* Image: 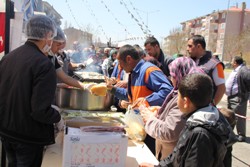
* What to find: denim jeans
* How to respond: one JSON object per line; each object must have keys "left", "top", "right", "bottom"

{"left": 1, "top": 137, "right": 44, "bottom": 167}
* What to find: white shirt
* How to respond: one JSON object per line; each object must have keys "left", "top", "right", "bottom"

{"left": 225, "top": 65, "right": 243, "bottom": 96}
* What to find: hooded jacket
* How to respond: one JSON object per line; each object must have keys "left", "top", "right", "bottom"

{"left": 158, "top": 105, "right": 229, "bottom": 167}
{"left": 145, "top": 90, "right": 185, "bottom": 160}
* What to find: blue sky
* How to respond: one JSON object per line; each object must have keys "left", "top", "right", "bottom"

{"left": 45, "top": 0, "right": 248, "bottom": 46}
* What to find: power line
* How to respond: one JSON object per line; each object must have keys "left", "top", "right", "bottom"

{"left": 65, "top": 0, "right": 83, "bottom": 29}
{"left": 127, "top": 0, "right": 151, "bottom": 35}
{"left": 100, "top": 0, "right": 133, "bottom": 39}
{"left": 119, "top": 0, "right": 148, "bottom": 36}
{"left": 81, "top": 0, "right": 109, "bottom": 41}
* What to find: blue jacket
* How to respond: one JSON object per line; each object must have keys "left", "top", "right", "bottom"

{"left": 114, "top": 59, "right": 173, "bottom": 106}
{"left": 111, "top": 63, "right": 124, "bottom": 81}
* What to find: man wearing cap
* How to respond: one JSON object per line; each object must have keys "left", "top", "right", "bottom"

{"left": 0, "top": 15, "right": 61, "bottom": 166}
{"left": 47, "top": 26, "right": 87, "bottom": 89}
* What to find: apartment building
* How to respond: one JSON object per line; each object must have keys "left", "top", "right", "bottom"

{"left": 167, "top": 2, "right": 250, "bottom": 62}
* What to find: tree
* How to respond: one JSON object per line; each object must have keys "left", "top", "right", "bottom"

{"left": 223, "top": 25, "right": 250, "bottom": 63}
{"left": 239, "top": 25, "right": 250, "bottom": 64}
{"left": 83, "top": 24, "right": 94, "bottom": 34}
{"left": 223, "top": 34, "right": 242, "bottom": 61}
{"left": 207, "top": 38, "right": 217, "bottom": 53}
{"left": 163, "top": 27, "right": 187, "bottom": 56}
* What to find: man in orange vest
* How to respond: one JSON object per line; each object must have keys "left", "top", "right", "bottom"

{"left": 107, "top": 44, "right": 173, "bottom": 155}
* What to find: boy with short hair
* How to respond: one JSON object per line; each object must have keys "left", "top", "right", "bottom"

{"left": 140, "top": 73, "right": 230, "bottom": 167}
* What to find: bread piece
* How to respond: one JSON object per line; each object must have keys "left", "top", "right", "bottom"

{"left": 90, "top": 84, "right": 107, "bottom": 96}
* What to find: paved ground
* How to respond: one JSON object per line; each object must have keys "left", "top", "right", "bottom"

{"left": 217, "top": 94, "right": 250, "bottom": 167}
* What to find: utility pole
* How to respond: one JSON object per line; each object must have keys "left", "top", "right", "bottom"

{"left": 221, "top": 0, "right": 230, "bottom": 62}
{"left": 135, "top": 8, "right": 159, "bottom": 35}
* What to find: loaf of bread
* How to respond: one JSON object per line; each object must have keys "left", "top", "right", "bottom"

{"left": 90, "top": 83, "right": 107, "bottom": 96}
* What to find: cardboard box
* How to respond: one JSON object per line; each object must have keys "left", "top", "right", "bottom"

{"left": 62, "top": 122, "right": 128, "bottom": 167}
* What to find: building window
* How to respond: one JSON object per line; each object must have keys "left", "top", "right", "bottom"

{"left": 220, "top": 23, "right": 225, "bottom": 29}
{"left": 222, "top": 12, "right": 226, "bottom": 19}
{"left": 219, "top": 41, "right": 223, "bottom": 50}
{"left": 213, "top": 15, "right": 219, "bottom": 20}
{"left": 205, "top": 36, "right": 209, "bottom": 42}
{"left": 214, "top": 24, "right": 218, "bottom": 30}
{"left": 220, "top": 33, "right": 224, "bottom": 39}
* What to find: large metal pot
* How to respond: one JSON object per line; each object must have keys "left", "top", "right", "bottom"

{"left": 55, "top": 84, "right": 114, "bottom": 111}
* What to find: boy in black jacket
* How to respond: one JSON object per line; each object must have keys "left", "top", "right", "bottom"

{"left": 140, "top": 73, "right": 231, "bottom": 167}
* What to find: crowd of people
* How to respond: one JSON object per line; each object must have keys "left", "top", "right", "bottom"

{"left": 0, "top": 14, "right": 249, "bottom": 167}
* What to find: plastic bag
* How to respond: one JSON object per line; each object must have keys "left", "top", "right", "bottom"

{"left": 123, "top": 105, "right": 147, "bottom": 141}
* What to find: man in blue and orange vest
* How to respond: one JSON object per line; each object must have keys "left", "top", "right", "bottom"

{"left": 107, "top": 44, "right": 173, "bottom": 155}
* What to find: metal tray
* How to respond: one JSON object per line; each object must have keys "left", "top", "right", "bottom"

{"left": 73, "top": 71, "right": 105, "bottom": 83}
{"left": 62, "top": 110, "right": 126, "bottom": 127}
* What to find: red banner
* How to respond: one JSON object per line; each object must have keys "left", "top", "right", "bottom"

{"left": 0, "top": 12, "right": 5, "bottom": 53}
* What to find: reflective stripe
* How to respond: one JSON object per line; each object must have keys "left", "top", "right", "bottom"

{"left": 131, "top": 85, "right": 153, "bottom": 103}
{"left": 216, "top": 63, "right": 224, "bottom": 79}
{"left": 144, "top": 66, "right": 161, "bottom": 84}
{"left": 128, "top": 62, "right": 159, "bottom": 105}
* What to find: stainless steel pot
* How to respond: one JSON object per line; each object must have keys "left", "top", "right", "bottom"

{"left": 55, "top": 85, "right": 114, "bottom": 111}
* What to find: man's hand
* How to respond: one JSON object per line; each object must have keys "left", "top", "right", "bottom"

{"left": 131, "top": 97, "right": 148, "bottom": 109}
{"left": 55, "top": 117, "right": 65, "bottom": 132}
{"left": 104, "top": 76, "right": 115, "bottom": 90}
{"left": 139, "top": 106, "right": 160, "bottom": 123}
{"left": 51, "top": 104, "right": 62, "bottom": 113}
{"left": 120, "top": 100, "right": 131, "bottom": 109}
{"left": 82, "top": 83, "right": 97, "bottom": 92}
{"left": 78, "top": 63, "right": 86, "bottom": 69}
{"left": 115, "top": 80, "right": 128, "bottom": 88}
{"left": 109, "top": 77, "right": 117, "bottom": 85}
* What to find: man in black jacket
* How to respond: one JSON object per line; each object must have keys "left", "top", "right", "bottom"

{"left": 0, "top": 15, "right": 61, "bottom": 167}
{"left": 144, "top": 36, "right": 174, "bottom": 78}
